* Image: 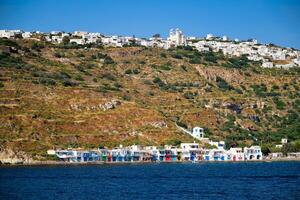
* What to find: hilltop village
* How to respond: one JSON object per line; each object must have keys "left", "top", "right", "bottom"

{"left": 1, "top": 28, "right": 299, "bottom": 69}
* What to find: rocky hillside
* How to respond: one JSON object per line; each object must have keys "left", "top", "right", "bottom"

{"left": 0, "top": 38, "right": 300, "bottom": 160}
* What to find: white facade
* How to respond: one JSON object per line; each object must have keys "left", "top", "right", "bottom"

{"left": 209, "top": 141, "right": 225, "bottom": 150}
{"left": 192, "top": 127, "right": 204, "bottom": 140}
{"left": 168, "top": 28, "right": 186, "bottom": 46}
{"left": 244, "top": 146, "right": 262, "bottom": 160}
{"left": 262, "top": 62, "right": 274, "bottom": 68}
{"left": 222, "top": 35, "right": 229, "bottom": 41}
{"left": 22, "top": 32, "right": 32, "bottom": 38}
{"left": 206, "top": 33, "right": 214, "bottom": 40}
{"left": 0, "top": 30, "right": 22, "bottom": 38}
{"left": 281, "top": 138, "right": 288, "bottom": 144}
{"left": 70, "top": 38, "right": 86, "bottom": 45}
{"left": 228, "top": 148, "right": 245, "bottom": 161}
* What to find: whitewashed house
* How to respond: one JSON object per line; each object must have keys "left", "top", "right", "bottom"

{"left": 206, "top": 33, "right": 214, "bottom": 40}
{"left": 51, "top": 35, "right": 63, "bottom": 43}
{"left": 22, "top": 32, "right": 32, "bottom": 38}
{"left": 180, "top": 142, "right": 201, "bottom": 161}
{"left": 0, "top": 30, "right": 22, "bottom": 38}
{"left": 70, "top": 38, "right": 86, "bottom": 45}
{"left": 262, "top": 61, "right": 274, "bottom": 68}
{"left": 228, "top": 148, "right": 245, "bottom": 161}
{"left": 222, "top": 35, "right": 229, "bottom": 41}
{"left": 209, "top": 141, "right": 225, "bottom": 150}
{"left": 191, "top": 127, "right": 204, "bottom": 140}
{"left": 244, "top": 146, "right": 262, "bottom": 160}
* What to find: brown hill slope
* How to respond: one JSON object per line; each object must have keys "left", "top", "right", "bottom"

{"left": 0, "top": 39, "right": 300, "bottom": 160}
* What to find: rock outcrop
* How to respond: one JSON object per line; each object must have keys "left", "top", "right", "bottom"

{"left": 69, "top": 99, "right": 121, "bottom": 112}
{"left": 0, "top": 148, "right": 33, "bottom": 164}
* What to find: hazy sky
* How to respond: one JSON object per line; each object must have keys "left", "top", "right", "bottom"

{"left": 1, "top": 0, "right": 300, "bottom": 48}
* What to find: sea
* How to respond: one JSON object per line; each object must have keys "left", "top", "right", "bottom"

{"left": 0, "top": 161, "right": 300, "bottom": 200}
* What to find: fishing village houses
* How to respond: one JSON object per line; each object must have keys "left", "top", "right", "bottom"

{"left": 47, "top": 127, "right": 265, "bottom": 163}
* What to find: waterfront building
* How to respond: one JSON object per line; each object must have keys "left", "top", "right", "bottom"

{"left": 98, "top": 148, "right": 109, "bottom": 161}
{"left": 228, "top": 148, "right": 245, "bottom": 161}
{"left": 50, "top": 144, "right": 267, "bottom": 163}
{"left": 55, "top": 149, "right": 100, "bottom": 162}
{"left": 180, "top": 143, "right": 202, "bottom": 161}
{"left": 244, "top": 146, "right": 262, "bottom": 160}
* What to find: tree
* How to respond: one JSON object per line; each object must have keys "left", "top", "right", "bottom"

{"left": 152, "top": 33, "right": 160, "bottom": 38}
{"left": 62, "top": 36, "right": 70, "bottom": 45}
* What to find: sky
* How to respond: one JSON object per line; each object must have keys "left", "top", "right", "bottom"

{"left": 0, "top": 0, "right": 300, "bottom": 48}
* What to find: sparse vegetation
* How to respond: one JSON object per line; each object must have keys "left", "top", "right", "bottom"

{"left": 0, "top": 38, "right": 299, "bottom": 159}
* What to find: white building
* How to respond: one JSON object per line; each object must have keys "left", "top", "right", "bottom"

{"left": 70, "top": 38, "right": 86, "bottom": 45}
{"left": 228, "top": 148, "right": 245, "bottom": 161}
{"left": 22, "top": 32, "right": 32, "bottom": 38}
{"left": 262, "top": 61, "right": 274, "bottom": 68}
{"left": 51, "top": 35, "right": 63, "bottom": 43}
{"left": 282, "top": 138, "right": 288, "bottom": 144}
{"left": 74, "top": 31, "right": 88, "bottom": 37}
{"left": 180, "top": 142, "right": 201, "bottom": 161}
{"left": 209, "top": 141, "right": 225, "bottom": 150}
{"left": 206, "top": 33, "right": 214, "bottom": 40}
{"left": 168, "top": 28, "right": 186, "bottom": 46}
{"left": 222, "top": 35, "right": 229, "bottom": 41}
{"left": 0, "top": 30, "right": 22, "bottom": 38}
{"left": 191, "top": 127, "right": 204, "bottom": 140}
{"left": 244, "top": 146, "right": 262, "bottom": 160}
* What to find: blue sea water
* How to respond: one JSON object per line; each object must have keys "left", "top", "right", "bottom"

{"left": 0, "top": 162, "right": 300, "bottom": 200}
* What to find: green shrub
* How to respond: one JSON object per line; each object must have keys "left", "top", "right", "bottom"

{"left": 125, "top": 69, "right": 133, "bottom": 74}
{"left": 38, "top": 78, "right": 56, "bottom": 86}
{"left": 203, "top": 52, "right": 218, "bottom": 63}
{"left": 101, "top": 73, "right": 116, "bottom": 81}
{"left": 251, "top": 84, "right": 268, "bottom": 97}
{"left": 159, "top": 64, "right": 171, "bottom": 71}
{"left": 160, "top": 53, "right": 167, "bottom": 58}
{"left": 103, "top": 56, "right": 114, "bottom": 64}
{"left": 153, "top": 77, "right": 165, "bottom": 87}
{"left": 53, "top": 52, "right": 65, "bottom": 58}
{"left": 143, "top": 79, "right": 152, "bottom": 85}
{"left": 216, "top": 76, "right": 234, "bottom": 91}
{"left": 183, "top": 91, "right": 197, "bottom": 99}
{"left": 75, "top": 74, "right": 84, "bottom": 81}
{"left": 62, "top": 79, "right": 78, "bottom": 87}
{"left": 113, "top": 82, "right": 122, "bottom": 88}
{"left": 189, "top": 57, "right": 201, "bottom": 64}
{"left": 122, "top": 94, "right": 131, "bottom": 101}
{"left": 180, "top": 65, "right": 188, "bottom": 72}
{"left": 273, "top": 98, "right": 286, "bottom": 110}
{"left": 172, "top": 53, "right": 182, "bottom": 59}
{"left": 176, "top": 121, "right": 188, "bottom": 129}
{"left": 147, "top": 91, "right": 154, "bottom": 96}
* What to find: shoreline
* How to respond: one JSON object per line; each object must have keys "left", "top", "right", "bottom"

{"left": 1, "top": 157, "right": 300, "bottom": 167}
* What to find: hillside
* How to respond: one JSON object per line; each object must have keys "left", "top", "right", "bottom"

{"left": 0, "top": 38, "right": 300, "bottom": 160}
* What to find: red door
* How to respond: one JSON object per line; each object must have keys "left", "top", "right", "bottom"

{"left": 166, "top": 152, "right": 171, "bottom": 161}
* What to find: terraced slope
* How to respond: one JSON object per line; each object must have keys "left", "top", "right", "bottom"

{"left": 0, "top": 38, "right": 299, "bottom": 160}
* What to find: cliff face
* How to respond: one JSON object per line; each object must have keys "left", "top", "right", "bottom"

{"left": 0, "top": 147, "right": 33, "bottom": 164}
{"left": 0, "top": 39, "right": 300, "bottom": 160}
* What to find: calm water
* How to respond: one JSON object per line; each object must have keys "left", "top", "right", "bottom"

{"left": 0, "top": 162, "right": 300, "bottom": 200}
